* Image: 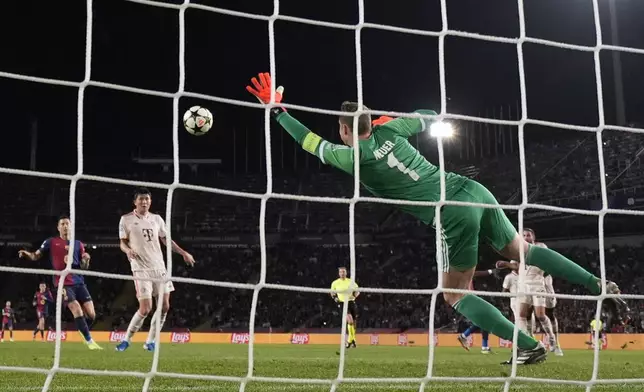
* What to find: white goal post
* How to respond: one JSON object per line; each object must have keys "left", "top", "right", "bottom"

{"left": 0, "top": 1, "right": 644, "bottom": 392}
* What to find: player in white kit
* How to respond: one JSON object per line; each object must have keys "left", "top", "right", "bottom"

{"left": 502, "top": 269, "right": 519, "bottom": 322}
{"left": 502, "top": 269, "right": 539, "bottom": 338}
{"left": 544, "top": 274, "right": 563, "bottom": 355}
{"left": 497, "top": 229, "right": 557, "bottom": 352}
{"left": 115, "top": 187, "right": 195, "bottom": 352}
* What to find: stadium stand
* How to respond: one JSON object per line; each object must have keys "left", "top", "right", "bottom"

{"left": 1, "top": 132, "right": 643, "bottom": 335}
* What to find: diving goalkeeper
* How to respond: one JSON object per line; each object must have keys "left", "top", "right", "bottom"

{"left": 246, "top": 72, "right": 629, "bottom": 365}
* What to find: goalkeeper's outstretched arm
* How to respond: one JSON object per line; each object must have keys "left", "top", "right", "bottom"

{"left": 245, "top": 72, "right": 436, "bottom": 174}
{"left": 246, "top": 72, "right": 354, "bottom": 174}
{"left": 271, "top": 108, "right": 439, "bottom": 174}
{"left": 274, "top": 111, "right": 355, "bottom": 175}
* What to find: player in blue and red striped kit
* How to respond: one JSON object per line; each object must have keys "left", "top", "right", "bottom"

{"left": 1, "top": 301, "right": 16, "bottom": 342}
{"left": 19, "top": 216, "right": 102, "bottom": 350}
{"left": 32, "top": 283, "right": 53, "bottom": 341}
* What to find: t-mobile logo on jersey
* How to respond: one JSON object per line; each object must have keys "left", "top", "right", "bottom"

{"left": 142, "top": 229, "right": 153, "bottom": 242}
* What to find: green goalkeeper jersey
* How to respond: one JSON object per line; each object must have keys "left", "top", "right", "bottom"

{"left": 275, "top": 110, "right": 468, "bottom": 225}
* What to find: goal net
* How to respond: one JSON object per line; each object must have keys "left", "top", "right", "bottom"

{"left": 1, "top": 0, "right": 643, "bottom": 391}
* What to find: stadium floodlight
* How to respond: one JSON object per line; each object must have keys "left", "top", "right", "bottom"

{"left": 430, "top": 121, "right": 454, "bottom": 138}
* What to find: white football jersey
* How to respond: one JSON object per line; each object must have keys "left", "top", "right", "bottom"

{"left": 119, "top": 211, "right": 167, "bottom": 272}
{"left": 512, "top": 242, "right": 548, "bottom": 285}
{"left": 503, "top": 271, "right": 519, "bottom": 306}
{"left": 503, "top": 272, "right": 519, "bottom": 293}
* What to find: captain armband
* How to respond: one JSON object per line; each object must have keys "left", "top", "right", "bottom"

{"left": 302, "top": 132, "right": 323, "bottom": 155}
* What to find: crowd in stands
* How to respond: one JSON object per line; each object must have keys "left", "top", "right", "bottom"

{"left": 475, "top": 130, "right": 644, "bottom": 205}
{"left": 1, "top": 130, "right": 643, "bottom": 336}
{"left": 1, "top": 238, "right": 642, "bottom": 334}
{"left": 0, "top": 127, "right": 642, "bottom": 238}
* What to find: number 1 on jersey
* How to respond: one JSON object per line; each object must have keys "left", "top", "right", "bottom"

{"left": 387, "top": 153, "right": 420, "bottom": 181}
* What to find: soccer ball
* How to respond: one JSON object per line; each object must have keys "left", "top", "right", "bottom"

{"left": 183, "top": 106, "right": 213, "bottom": 136}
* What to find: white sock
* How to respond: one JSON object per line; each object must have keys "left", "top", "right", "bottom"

{"left": 517, "top": 317, "right": 529, "bottom": 334}
{"left": 553, "top": 317, "right": 560, "bottom": 347}
{"left": 125, "top": 312, "right": 147, "bottom": 342}
{"left": 146, "top": 312, "right": 167, "bottom": 344}
{"left": 539, "top": 316, "right": 556, "bottom": 342}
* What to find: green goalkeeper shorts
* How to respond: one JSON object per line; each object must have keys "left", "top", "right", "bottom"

{"left": 436, "top": 179, "right": 517, "bottom": 272}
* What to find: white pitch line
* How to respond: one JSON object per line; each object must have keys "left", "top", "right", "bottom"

{"left": 6, "top": 384, "right": 644, "bottom": 392}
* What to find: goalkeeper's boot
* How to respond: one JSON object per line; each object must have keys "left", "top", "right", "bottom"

{"left": 456, "top": 335, "right": 470, "bottom": 351}
{"left": 143, "top": 342, "right": 156, "bottom": 352}
{"left": 604, "top": 281, "right": 631, "bottom": 325}
{"left": 351, "top": 340, "right": 357, "bottom": 348}
{"left": 501, "top": 342, "right": 547, "bottom": 365}
{"left": 115, "top": 340, "right": 130, "bottom": 352}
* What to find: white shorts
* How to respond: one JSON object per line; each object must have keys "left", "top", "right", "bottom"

{"left": 133, "top": 269, "right": 174, "bottom": 300}
{"left": 519, "top": 284, "right": 547, "bottom": 308}
{"left": 545, "top": 296, "right": 557, "bottom": 309}
{"left": 510, "top": 299, "right": 519, "bottom": 319}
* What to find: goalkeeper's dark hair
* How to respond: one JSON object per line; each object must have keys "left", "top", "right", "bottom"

{"left": 339, "top": 101, "right": 372, "bottom": 136}
{"left": 133, "top": 187, "right": 152, "bottom": 200}
{"left": 523, "top": 228, "right": 535, "bottom": 236}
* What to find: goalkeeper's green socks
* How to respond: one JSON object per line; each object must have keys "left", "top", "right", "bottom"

{"left": 454, "top": 294, "right": 538, "bottom": 350}
{"left": 526, "top": 245, "right": 600, "bottom": 295}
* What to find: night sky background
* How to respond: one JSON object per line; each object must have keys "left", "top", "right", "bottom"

{"left": 1, "top": 0, "right": 643, "bottom": 183}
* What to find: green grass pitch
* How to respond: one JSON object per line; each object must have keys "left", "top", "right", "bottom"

{"left": 0, "top": 343, "right": 642, "bottom": 391}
